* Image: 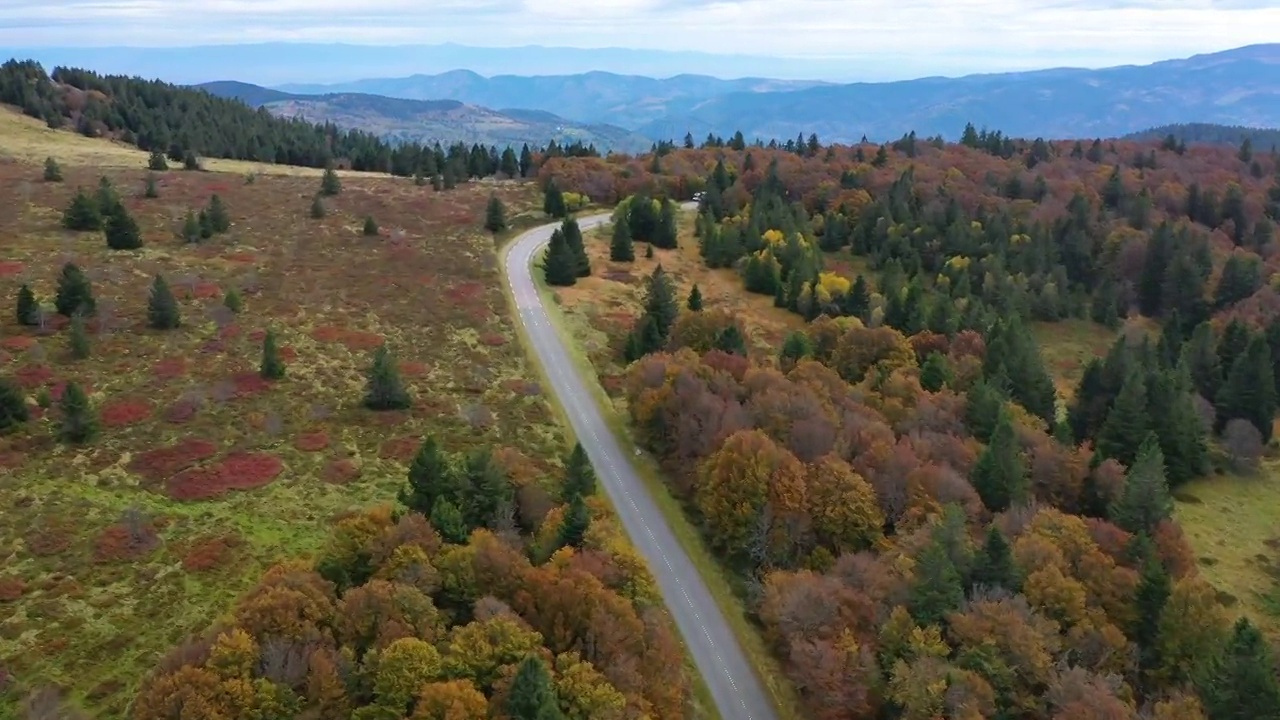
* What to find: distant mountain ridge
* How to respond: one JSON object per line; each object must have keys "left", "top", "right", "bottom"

{"left": 267, "top": 44, "right": 1280, "bottom": 144}
{"left": 197, "top": 81, "right": 653, "bottom": 152}
{"left": 1122, "top": 123, "right": 1280, "bottom": 150}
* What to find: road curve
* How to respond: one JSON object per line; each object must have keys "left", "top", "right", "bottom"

{"left": 503, "top": 206, "right": 779, "bottom": 720}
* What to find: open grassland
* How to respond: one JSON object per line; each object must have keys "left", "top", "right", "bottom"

{"left": 0, "top": 147, "right": 562, "bottom": 715}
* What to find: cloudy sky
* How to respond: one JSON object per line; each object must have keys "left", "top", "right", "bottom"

{"left": 1, "top": 0, "right": 1278, "bottom": 80}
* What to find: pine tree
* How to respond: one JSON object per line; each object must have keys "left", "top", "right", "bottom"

{"left": 779, "top": 330, "right": 813, "bottom": 366}
{"left": 103, "top": 204, "right": 143, "bottom": 250}
{"left": 543, "top": 229, "right": 577, "bottom": 287}
{"left": 555, "top": 493, "right": 591, "bottom": 550}
{"left": 43, "top": 156, "right": 62, "bottom": 182}
{"left": 147, "top": 275, "right": 180, "bottom": 330}
{"left": 505, "top": 656, "right": 564, "bottom": 720}
{"left": 429, "top": 499, "right": 468, "bottom": 544}
{"left": 965, "top": 376, "right": 1008, "bottom": 443}
{"left": 1148, "top": 367, "right": 1208, "bottom": 485}
{"left": 846, "top": 274, "right": 871, "bottom": 319}
{"left": 484, "top": 195, "right": 507, "bottom": 233}
{"left": 499, "top": 147, "right": 519, "bottom": 177}
{"left": 1183, "top": 321, "right": 1223, "bottom": 401}
{"left": 223, "top": 288, "right": 243, "bottom": 314}
{"left": 715, "top": 324, "right": 747, "bottom": 356}
{"left": 686, "top": 283, "right": 704, "bottom": 311}
{"left": 653, "top": 200, "right": 679, "bottom": 249}
{"left": 1133, "top": 550, "right": 1171, "bottom": 668}
{"left": 320, "top": 164, "right": 341, "bottom": 196}
{"left": 643, "top": 264, "right": 679, "bottom": 340}
{"left": 143, "top": 173, "right": 158, "bottom": 198}
{"left": 183, "top": 150, "right": 200, "bottom": 170}
{"left": 362, "top": 215, "right": 379, "bottom": 236}
{"left": 413, "top": 167, "right": 427, "bottom": 186}
{"left": 399, "top": 436, "right": 458, "bottom": 516}
{"left": 610, "top": 215, "right": 635, "bottom": 262}
{"left": 181, "top": 209, "right": 201, "bottom": 243}
{"left": 54, "top": 263, "right": 95, "bottom": 317}
{"left": 206, "top": 194, "right": 230, "bottom": 234}
{"left": 62, "top": 188, "right": 101, "bottom": 231}
{"left": 908, "top": 539, "right": 965, "bottom": 627}
{"left": 363, "top": 345, "right": 411, "bottom": 411}
{"left": 459, "top": 448, "right": 513, "bottom": 530}
{"left": 519, "top": 144, "right": 534, "bottom": 177}
{"left": 148, "top": 149, "right": 168, "bottom": 171}
{"left": 15, "top": 284, "right": 38, "bottom": 326}
{"left": 543, "top": 180, "right": 566, "bottom": 218}
{"left": 1196, "top": 617, "right": 1280, "bottom": 720}
{"left": 1110, "top": 433, "right": 1174, "bottom": 536}
{"left": 971, "top": 525, "right": 1018, "bottom": 591}
{"left": 197, "top": 210, "right": 214, "bottom": 239}
{"left": 562, "top": 443, "right": 596, "bottom": 500}
{"left": 920, "top": 352, "right": 952, "bottom": 392}
{"left": 0, "top": 376, "right": 30, "bottom": 432}
{"left": 310, "top": 194, "right": 326, "bottom": 219}
{"left": 67, "top": 313, "right": 90, "bottom": 360}
{"left": 561, "top": 217, "right": 589, "bottom": 276}
{"left": 1096, "top": 369, "right": 1149, "bottom": 467}
{"left": 95, "top": 176, "right": 120, "bottom": 215}
{"left": 970, "top": 410, "right": 1027, "bottom": 513}
{"left": 57, "top": 381, "right": 97, "bottom": 444}
{"left": 259, "top": 328, "right": 285, "bottom": 380}
{"left": 1217, "top": 335, "right": 1277, "bottom": 441}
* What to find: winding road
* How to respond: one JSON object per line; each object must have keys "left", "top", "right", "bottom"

{"left": 503, "top": 206, "right": 778, "bottom": 720}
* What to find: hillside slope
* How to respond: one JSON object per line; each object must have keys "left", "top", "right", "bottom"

{"left": 1123, "top": 122, "right": 1280, "bottom": 149}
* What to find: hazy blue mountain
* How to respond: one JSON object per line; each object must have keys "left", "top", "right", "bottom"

{"left": 197, "top": 81, "right": 653, "bottom": 152}
{"left": 633, "top": 44, "right": 1280, "bottom": 143}
{"left": 275, "top": 70, "right": 827, "bottom": 130}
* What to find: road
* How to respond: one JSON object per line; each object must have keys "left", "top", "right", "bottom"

{"left": 503, "top": 205, "right": 779, "bottom": 720}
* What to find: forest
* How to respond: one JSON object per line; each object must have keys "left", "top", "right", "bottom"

{"left": 535, "top": 126, "right": 1280, "bottom": 718}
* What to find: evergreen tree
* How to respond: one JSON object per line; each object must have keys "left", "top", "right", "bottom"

{"left": 309, "top": 194, "right": 326, "bottom": 219}
{"left": 519, "top": 144, "right": 534, "bottom": 177}
{"left": 1218, "top": 318, "right": 1251, "bottom": 373}
{"left": 1148, "top": 367, "right": 1208, "bottom": 485}
{"left": 43, "top": 156, "right": 62, "bottom": 182}
{"left": 363, "top": 345, "right": 411, "bottom": 411}
{"left": 197, "top": 209, "right": 214, "bottom": 239}
{"left": 54, "top": 263, "right": 95, "bottom": 317}
{"left": 643, "top": 264, "right": 679, "bottom": 340}
{"left": 398, "top": 436, "right": 458, "bottom": 516}
{"left": 686, "top": 283, "right": 704, "bottom": 311}
{"left": 320, "top": 164, "right": 341, "bottom": 196}
{"left": 965, "top": 377, "right": 1008, "bottom": 443}
{"left": 715, "top": 324, "right": 747, "bottom": 356}
{"left": 499, "top": 147, "right": 519, "bottom": 177}
{"left": 15, "top": 284, "right": 38, "bottom": 326}
{"left": 413, "top": 167, "right": 427, "bottom": 186}
{"left": 223, "top": 288, "right": 243, "bottom": 314}
{"left": 920, "top": 352, "right": 952, "bottom": 392}
{"left": 653, "top": 200, "right": 679, "bottom": 249}
{"left": 543, "top": 180, "right": 566, "bottom": 218}
{"left": 1096, "top": 369, "right": 1149, "bottom": 467}
{"left": 555, "top": 493, "right": 591, "bottom": 550}
{"left": 459, "top": 448, "right": 513, "bottom": 530}
{"left": 362, "top": 215, "right": 379, "bottom": 236}
{"left": 67, "top": 313, "right": 90, "bottom": 360}
{"left": 610, "top": 216, "right": 635, "bottom": 261}
{"left": 779, "top": 330, "right": 813, "bottom": 366}
{"left": 206, "top": 194, "right": 230, "bottom": 233}
{"left": 505, "top": 656, "right": 564, "bottom": 720}
{"left": 484, "top": 195, "right": 507, "bottom": 233}
{"left": 561, "top": 217, "right": 589, "bottom": 276}
{"left": 103, "top": 204, "right": 143, "bottom": 250}
{"left": 148, "top": 149, "right": 168, "bottom": 171}
{"left": 562, "top": 443, "right": 596, "bottom": 500}
{"left": 1217, "top": 335, "right": 1277, "bottom": 441}
{"left": 845, "top": 274, "right": 871, "bottom": 320}
{"left": 181, "top": 209, "right": 201, "bottom": 243}
{"left": 0, "top": 376, "right": 30, "bottom": 432}
{"left": 1110, "top": 433, "right": 1173, "bottom": 536}
{"left": 429, "top": 499, "right": 468, "bottom": 544}
{"left": 1197, "top": 617, "right": 1280, "bottom": 720}
{"left": 147, "top": 275, "right": 180, "bottom": 329}
{"left": 970, "top": 410, "right": 1027, "bottom": 513}
{"left": 57, "top": 381, "right": 97, "bottom": 444}
{"left": 95, "top": 176, "right": 120, "bottom": 215}
{"left": 143, "top": 173, "right": 158, "bottom": 198}
{"left": 1133, "top": 550, "right": 1171, "bottom": 669}
{"left": 971, "top": 525, "right": 1018, "bottom": 591}
{"left": 542, "top": 228, "right": 577, "bottom": 286}
{"left": 183, "top": 151, "right": 200, "bottom": 170}
{"left": 908, "top": 539, "right": 965, "bottom": 627}
{"left": 62, "top": 188, "right": 101, "bottom": 231}
{"left": 1183, "top": 321, "right": 1223, "bottom": 401}
{"left": 259, "top": 328, "right": 285, "bottom": 380}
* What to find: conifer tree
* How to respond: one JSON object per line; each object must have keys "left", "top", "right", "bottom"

{"left": 54, "top": 263, "right": 95, "bottom": 317}
{"left": 965, "top": 377, "right": 1008, "bottom": 443}
{"left": 0, "top": 376, "right": 30, "bottom": 432}
{"left": 1148, "top": 367, "right": 1207, "bottom": 485}
{"left": 206, "top": 194, "right": 230, "bottom": 234}
{"left": 505, "top": 656, "right": 564, "bottom": 720}
{"left": 362, "top": 215, "right": 378, "bottom": 236}
{"left": 143, "top": 173, "right": 158, "bottom": 198}
{"left": 1096, "top": 369, "right": 1149, "bottom": 467}
{"left": 16, "top": 284, "right": 38, "bottom": 326}
{"left": 542, "top": 180, "right": 566, "bottom": 218}
{"left": 460, "top": 448, "right": 513, "bottom": 530}
{"left": 148, "top": 149, "right": 168, "bottom": 171}
{"left": 57, "top": 381, "right": 97, "bottom": 444}
{"left": 67, "top": 314, "right": 90, "bottom": 360}
{"left": 643, "top": 264, "right": 678, "bottom": 341}
{"left": 181, "top": 209, "right": 201, "bottom": 243}
{"left": 320, "top": 163, "right": 341, "bottom": 196}
{"left": 971, "top": 525, "right": 1018, "bottom": 591}
{"left": 542, "top": 228, "right": 577, "bottom": 287}
{"left": 103, "top": 203, "right": 143, "bottom": 250}
{"left": 562, "top": 443, "right": 596, "bottom": 500}
{"left": 363, "top": 345, "right": 411, "bottom": 411}
{"left": 654, "top": 199, "right": 679, "bottom": 249}
{"left": 920, "top": 352, "right": 952, "bottom": 392}
{"left": 484, "top": 195, "right": 507, "bottom": 234}
{"left": 62, "top": 188, "right": 101, "bottom": 231}
{"left": 610, "top": 216, "right": 634, "bottom": 262}
{"left": 561, "top": 217, "right": 589, "bottom": 276}
{"left": 1197, "top": 618, "right": 1280, "bottom": 720}
{"left": 970, "top": 409, "right": 1027, "bottom": 513}
{"left": 1217, "top": 334, "right": 1277, "bottom": 441}
{"left": 399, "top": 436, "right": 459, "bottom": 516}
{"left": 555, "top": 493, "right": 591, "bottom": 551}
{"left": 95, "top": 176, "right": 120, "bottom": 215}
{"left": 147, "top": 275, "right": 180, "bottom": 330}
{"left": 197, "top": 209, "right": 214, "bottom": 239}
{"left": 430, "top": 499, "right": 468, "bottom": 544}
{"left": 779, "top": 330, "right": 813, "bottom": 366}
{"left": 715, "top": 324, "right": 747, "bottom": 356}
{"left": 183, "top": 151, "right": 200, "bottom": 170}
{"left": 519, "top": 144, "right": 533, "bottom": 177}
{"left": 1182, "top": 321, "right": 1223, "bottom": 401}
{"left": 259, "top": 328, "right": 285, "bottom": 380}
{"left": 908, "top": 539, "right": 964, "bottom": 627}
{"left": 223, "top": 288, "right": 242, "bottom": 314}
{"left": 1110, "top": 433, "right": 1173, "bottom": 536}
{"left": 499, "top": 147, "right": 519, "bottom": 178}
{"left": 310, "top": 194, "right": 326, "bottom": 219}
{"left": 1133, "top": 550, "right": 1171, "bottom": 669}
{"left": 43, "top": 156, "right": 62, "bottom": 182}
{"left": 413, "top": 167, "right": 427, "bottom": 186}
{"left": 686, "top": 283, "right": 704, "bottom": 311}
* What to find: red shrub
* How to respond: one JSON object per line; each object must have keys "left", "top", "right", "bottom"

{"left": 181, "top": 535, "right": 242, "bottom": 572}
{"left": 173, "top": 282, "right": 220, "bottom": 300}
{"left": 0, "top": 576, "right": 25, "bottom": 601}
{"left": 279, "top": 346, "right": 297, "bottom": 361}
{"left": 128, "top": 437, "right": 218, "bottom": 483}
{"left": 323, "top": 458, "right": 361, "bottom": 484}
{"left": 14, "top": 365, "right": 54, "bottom": 388}
{"left": 49, "top": 379, "right": 92, "bottom": 400}
{"left": 311, "top": 325, "right": 344, "bottom": 342}
{"left": 151, "top": 357, "right": 187, "bottom": 379}
{"left": 218, "top": 324, "right": 242, "bottom": 339}
{"left": 293, "top": 431, "right": 330, "bottom": 452}
{"left": 247, "top": 328, "right": 266, "bottom": 342}
{"left": 165, "top": 451, "right": 284, "bottom": 501}
{"left": 379, "top": 436, "right": 420, "bottom": 461}
{"left": 340, "top": 330, "right": 383, "bottom": 351}
{"left": 27, "top": 519, "right": 73, "bottom": 556}
{"left": 446, "top": 281, "right": 485, "bottom": 303}
{"left": 400, "top": 361, "right": 428, "bottom": 377}
{"left": 0, "top": 336, "right": 36, "bottom": 352}
{"left": 0, "top": 261, "right": 24, "bottom": 277}
{"left": 479, "top": 332, "right": 508, "bottom": 346}
{"left": 231, "top": 372, "right": 270, "bottom": 397}
{"left": 223, "top": 252, "right": 257, "bottom": 264}
{"left": 164, "top": 398, "right": 200, "bottom": 424}
{"left": 101, "top": 397, "right": 152, "bottom": 428}
{"left": 92, "top": 522, "right": 159, "bottom": 563}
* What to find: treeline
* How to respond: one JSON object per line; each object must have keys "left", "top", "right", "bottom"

{"left": 1125, "top": 122, "right": 1280, "bottom": 151}
{"left": 0, "top": 59, "right": 599, "bottom": 177}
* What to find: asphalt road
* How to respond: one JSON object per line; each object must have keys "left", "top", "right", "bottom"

{"left": 503, "top": 206, "right": 778, "bottom": 720}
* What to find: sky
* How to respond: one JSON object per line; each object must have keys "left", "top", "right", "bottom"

{"left": 1, "top": 0, "right": 1279, "bottom": 80}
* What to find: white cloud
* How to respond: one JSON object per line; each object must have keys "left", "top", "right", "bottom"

{"left": 0, "top": 0, "right": 1277, "bottom": 78}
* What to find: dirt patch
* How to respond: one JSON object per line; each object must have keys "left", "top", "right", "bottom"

{"left": 323, "top": 457, "right": 361, "bottom": 484}
{"left": 0, "top": 336, "right": 36, "bottom": 352}
{"left": 181, "top": 534, "right": 242, "bottom": 572}
{"left": 165, "top": 451, "right": 284, "bottom": 501}
{"left": 379, "top": 436, "right": 421, "bottom": 462}
{"left": 92, "top": 521, "right": 160, "bottom": 563}
{"left": 293, "top": 431, "right": 330, "bottom": 452}
{"left": 0, "top": 260, "right": 24, "bottom": 277}
{"left": 231, "top": 371, "right": 270, "bottom": 397}
{"left": 100, "top": 397, "right": 153, "bottom": 428}
{"left": 0, "top": 576, "right": 26, "bottom": 601}
{"left": 128, "top": 437, "right": 219, "bottom": 483}
{"left": 151, "top": 356, "right": 187, "bottom": 379}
